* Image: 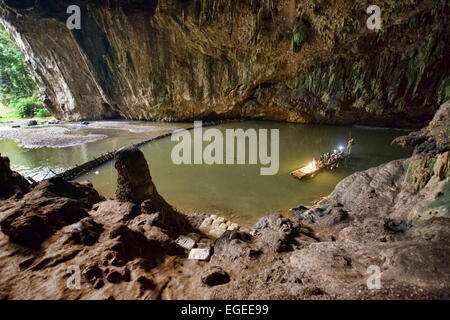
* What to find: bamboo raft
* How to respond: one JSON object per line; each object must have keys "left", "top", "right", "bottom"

{"left": 290, "top": 152, "right": 350, "bottom": 180}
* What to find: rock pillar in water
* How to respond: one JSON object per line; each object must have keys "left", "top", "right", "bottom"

{"left": 114, "top": 147, "right": 190, "bottom": 237}
{"left": 114, "top": 147, "right": 155, "bottom": 203}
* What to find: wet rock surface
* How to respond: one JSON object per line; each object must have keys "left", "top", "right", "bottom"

{"left": 393, "top": 101, "right": 450, "bottom": 155}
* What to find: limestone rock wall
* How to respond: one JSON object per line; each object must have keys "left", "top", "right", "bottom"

{"left": 0, "top": 0, "right": 448, "bottom": 127}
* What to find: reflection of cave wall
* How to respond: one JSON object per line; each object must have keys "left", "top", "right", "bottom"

{"left": 0, "top": 0, "right": 448, "bottom": 127}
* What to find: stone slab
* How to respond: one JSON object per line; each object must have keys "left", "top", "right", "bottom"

{"left": 175, "top": 235, "right": 196, "bottom": 250}
{"left": 188, "top": 248, "right": 211, "bottom": 260}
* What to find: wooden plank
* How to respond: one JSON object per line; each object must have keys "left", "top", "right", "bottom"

{"left": 290, "top": 167, "right": 320, "bottom": 180}
{"left": 290, "top": 152, "right": 350, "bottom": 181}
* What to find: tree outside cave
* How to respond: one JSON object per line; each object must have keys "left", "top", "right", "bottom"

{"left": 0, "top": 22, "right": 51, "bottom": 122}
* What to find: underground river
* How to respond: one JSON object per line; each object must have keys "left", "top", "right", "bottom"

{"left": 0, "top": 121, "right": 412, "bottom": 226}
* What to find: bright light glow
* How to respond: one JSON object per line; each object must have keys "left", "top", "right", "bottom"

{"left": 339, "top": 145, "right": 344, "bottom": 151}
{"left": 334, "top": 149, "right": 337, "bottom": 153}
{"left": 302, "top": 162, "right": 318, "bottom": 174}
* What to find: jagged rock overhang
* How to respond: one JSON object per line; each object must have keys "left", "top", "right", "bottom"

{"left": 0, "top": 0, "right": 448, "bottom": 126}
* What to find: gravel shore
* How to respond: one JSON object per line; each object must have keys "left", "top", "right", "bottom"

{"left": 0, "top": 121, "right": 181, "bottom": 148}
{"left": 0, "top": 126, "right": 107, "bottom": 148}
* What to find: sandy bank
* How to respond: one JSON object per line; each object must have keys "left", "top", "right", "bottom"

{"left": 0, "top": 126, "right": 107, "bottom": 148}
{"left": 0, "top": 121, "right": 182, "bottom": 148}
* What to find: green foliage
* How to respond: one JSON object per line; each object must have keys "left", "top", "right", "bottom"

{"left": 437, "top": 76, "right": 450, "bottom": 103}
{"left": 395, "top": 97, "right": 406, "bottom": 112}
{"left": 388, "top": 79, "right": 401, "bottom": 103}
{"left": 35, "top": 108, "right": 51, "bottom": 118}
{"left": 12, "top": 94, "right": 43, "bottom": 118}
{"left": 427, "top": 157, "right": 437, "bottom": 172}
{"left": 0, "top": 23, "right": 38, "bottom": 106}
{"left": 291, "top": 22, "right": 304, "bottom": 52}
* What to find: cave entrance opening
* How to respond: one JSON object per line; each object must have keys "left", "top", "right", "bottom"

{"left": 0, "top": 21, "right": 51, "bottom": 122}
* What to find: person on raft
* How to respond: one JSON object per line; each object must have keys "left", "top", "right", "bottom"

{"left": 318, "top": 155, "right": 325, "bottom": 168}
{"left": 347, "top": 138, "right": 355, "bottom": 154}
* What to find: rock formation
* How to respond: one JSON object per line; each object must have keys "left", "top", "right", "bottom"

{"left": 114, "top": 146, "right": 156, "bottom": 203}
{"left": 0, "top": 177, "right": 104, "bottom": 248}
{"left": 0, "top": 0, "right": 448, "bottom": 127}
{"left": 0, "top": 153, "right": 30, "bottom": 199}
{"left": 114, "top": 146, "right": 189, "bottom": 237}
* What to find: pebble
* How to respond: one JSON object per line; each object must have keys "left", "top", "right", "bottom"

{"left": 188, "top": 248, "right": 211, "bottom": 260}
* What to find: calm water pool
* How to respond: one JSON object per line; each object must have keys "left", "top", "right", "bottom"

{"left": 72, "top": 121, "right": 412, "bottom": 226}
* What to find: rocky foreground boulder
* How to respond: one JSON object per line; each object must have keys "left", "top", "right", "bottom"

{"left": 0, "top": 154, "right": 30, "bottom": 199}
{"left": 0, "top": 102, "right": 449, "bottom": 300}
{"left": 0, "top": 177, "right": 104, "bottom": 248}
